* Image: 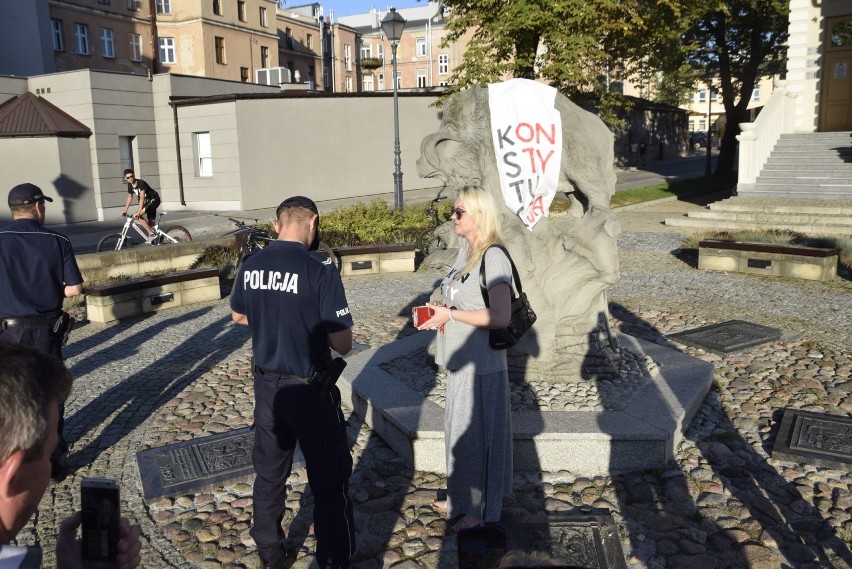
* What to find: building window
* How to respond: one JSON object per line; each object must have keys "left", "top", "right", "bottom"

{"left": 438, "top": 54, "right": 448, "bottom": 75}
{"left": 194, "top": 132, "right": 213, "bottom": 177}
{"left": 260, "top": 46, "right": 269, "bottom": 69}
{"left": 159, "top": 37, "right": 175, "bottom": 64}
{"left": 710, "top": 90, "right": 717, "bottom": 102}
{"left": 698, "top": 119, "right": 706, "bottom": 131}
{"left": 306, "top": 34, "right": 313, "bottom": 50}
{"left": 323, "top": 68, "right": 329, "bottom": 90}
{"left": 51, "top": 20, "right": 64, "bottom": 52}
{"left": 345, "top": 76, "right": 352, "bottom": 92}
{"left": 439, "top": 81, "right": 447, "bottom": 87}
{"left": 130, "top": 33, "right": 142, "bottom": 61}
{"left": 100, "top": 28, "right": 115, "bottom": 58}
{"left": 698, "top": 89, "right": 706, "bottom": 103}
{"left": 752, "top": 86, "right": 760, "bottom": 101}
{"left": 74, "top": 24, "right": 90, "bottom": 55}
{"left": 237, "top": 0, "right": 247, "bottom": 22}
{"left": 376, "top": 43, "right": 383, "bottom": 59}
{"left": 156, "top": 0, "right": 170, "bottom": 14}
{"left": 259, "top": 6, "right": 268, "bottom": 27}
{"left": 363, "top": 75, "right": 373, "bottom": 91}
{"left": 99, "top": 0, "right": 110, "bottom": 4}
{"left": 360, "top": 44, "right": 371, "bottom": 58}
{"left": 417, "top": 68, "right": 426, "bottom": 87}
{"left": 395, "top": 72, "right": 401, "bottom": 89}
{"left": 213, "top": 0, "right": 222, "bottom": 15}
{"left": 215, "top": 37, "right": 226, "bottom": 64}
{"left": 285, "top": 28, "right": 292, "bottom": 48}
{"left": 378, "top": 73, "right": 385, "bottom": 90}
{"left": 416, "top": 37, "right": 426, "bottom": 57}
{"left": 344, "top": 44, "right": 351, "bottom": 71}
{"left": 127, "top": 0, "right": 139, "bottom": 10}
{"left": 241, "top": 67, "right": 249, "bottom": 82}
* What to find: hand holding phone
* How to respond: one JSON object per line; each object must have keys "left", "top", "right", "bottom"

{"left": 81, "top": 478, "right": 121, "bottom": 569}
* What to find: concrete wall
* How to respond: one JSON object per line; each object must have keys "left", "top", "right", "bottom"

{"left": 0, "top": 136, "right": 93, "bottom": 225}
{"left": 227, "top": 94, "right": 443, "bottom": 211}
{"left": 152, "top": 74, "right": 279, "bottom": 213}
{"left": 1, "top": 69, "right": 445, "bottom": 223}
{"left": 0, "top": 0, "right": 54, "bottom": 77}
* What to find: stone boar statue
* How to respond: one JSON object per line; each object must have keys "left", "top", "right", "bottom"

{"left": 417, "top": 81, "right": 621, "bottom": 382}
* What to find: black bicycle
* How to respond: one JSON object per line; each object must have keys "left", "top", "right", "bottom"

{"left": 226, "top": 218, "right": 339, "bottom": 272}
{"left": 415, "top": 190, "right": 451, "bottom": 257}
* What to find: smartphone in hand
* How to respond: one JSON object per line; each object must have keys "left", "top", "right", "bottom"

{"left": 81, "top": 477, "right": 121, "bottom": 569}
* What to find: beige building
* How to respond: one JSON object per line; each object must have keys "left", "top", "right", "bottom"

{"left": 2, "top": 0, "right": 279, "bottom": 83}
{"left": 338, "top": 3, "right": 470, "bottom": 92}
{"left": 275, "top": 3, "right": 358, "bottom": 92}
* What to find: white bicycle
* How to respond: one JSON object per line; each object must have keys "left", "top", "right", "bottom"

{"left": 96, "top": 212, "right": 192, "bottom": 252}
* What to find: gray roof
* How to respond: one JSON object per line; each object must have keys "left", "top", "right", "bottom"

{"left": 0, "top": 92, "right": 91, "bottom": 138}
{"left": 337, "top": 2, "right": 442, "bottom": 32}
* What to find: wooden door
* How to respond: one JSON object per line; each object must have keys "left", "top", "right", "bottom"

{"left": 820, "top": 16, "right": 852, "bottom": 131}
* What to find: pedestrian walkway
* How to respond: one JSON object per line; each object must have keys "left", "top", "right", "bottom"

{"left": 16, "top": 196, "right": 852, "bottom": 569}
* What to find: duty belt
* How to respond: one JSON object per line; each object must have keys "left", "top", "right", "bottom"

{"left": 0, "top": 315, "right": 56, "bottom": 331}
{"left": 252, "top": 364, "right": 310, "bottom": 384}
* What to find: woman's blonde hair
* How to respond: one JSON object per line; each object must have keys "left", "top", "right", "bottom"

{"left": 457, "top": 185, "right": 503, "bottom": 275}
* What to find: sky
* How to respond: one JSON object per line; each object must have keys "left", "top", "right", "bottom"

{"left": 284, "top": 1, "right": 428, "bottom": 19}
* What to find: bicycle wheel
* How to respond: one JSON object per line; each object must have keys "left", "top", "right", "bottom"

{"left": 416, "top": 227, "right": 447, "bottom": 257}
{"left": 97, "top": 233, "right": 125, "bottom": 252}
{"left": 234, "top": 241, "right": 260, "bottom": 274}
{"left": 316, "top": 241, "right": 340, "bottom": 271}
{"left": 161, "top": 226, "right": 192, "bottom": 244}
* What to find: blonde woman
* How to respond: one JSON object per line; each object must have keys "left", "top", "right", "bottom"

{"left": 416, "top": 185, "right": 513, "bottom": 531}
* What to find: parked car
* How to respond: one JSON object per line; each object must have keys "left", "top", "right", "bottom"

{"left": 690, "top": 131, "right": 708, "bottom": 149}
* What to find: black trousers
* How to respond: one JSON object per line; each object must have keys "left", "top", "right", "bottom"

{"left": 0, "top": 325, "right": 69, "bottom": 459}
{"left": 251, "top": 371, "right": 355, "bottom": 569}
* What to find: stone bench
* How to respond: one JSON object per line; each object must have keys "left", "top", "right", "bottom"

{"left": 83, "top": 268, "right": 221, "bottom": 323}
{"left": 332, "top": 244, "right": 416, "bottom": 277}
{"left": 698, "top": 239, "right": 838, "bottom": 281}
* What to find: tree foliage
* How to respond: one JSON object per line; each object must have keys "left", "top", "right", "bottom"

{"left": 439, "top": 0, "right": 703, "bottom": 122}
{"left": 438, "top": 0, "right": 789, "bottom": 176}
{"left": 683, "top": 0, "right": 789, "bottom": 175}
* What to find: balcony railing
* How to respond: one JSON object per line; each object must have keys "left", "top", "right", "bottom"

{"left": 360, "top": 57, "right": 383, "bottom": 70}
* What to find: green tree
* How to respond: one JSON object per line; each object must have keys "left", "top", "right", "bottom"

{"left": 683, "top": 0, "right": 789, "bottom": 176}
{"left": 439, "top": 0, "right": 704, "bottom": 123}
{"left": 439, "top": 0, "right": 789, "bottom": 177}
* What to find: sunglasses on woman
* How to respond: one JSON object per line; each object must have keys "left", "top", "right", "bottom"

{"left": 445, "top": 207, "right": 466, "bottom": 220}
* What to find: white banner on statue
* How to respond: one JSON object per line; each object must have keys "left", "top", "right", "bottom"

{"left": 488, "top": 79, "right": 562, "bottom": 230}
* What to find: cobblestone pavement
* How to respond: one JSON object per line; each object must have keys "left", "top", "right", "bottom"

{"left": 16, "top": 198, "right": 852, "bottom": 569}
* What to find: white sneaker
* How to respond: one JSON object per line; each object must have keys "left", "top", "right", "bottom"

{"left": 145, "top": 234, "right": 156, "bottom": 243}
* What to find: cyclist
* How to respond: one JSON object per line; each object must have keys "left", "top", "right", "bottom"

{"left": 122, "top": 168, "right": 161, "bottom": 242}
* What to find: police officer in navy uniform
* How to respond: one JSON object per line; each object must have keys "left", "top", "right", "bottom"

{"left": 231, "top": 196, "right": 355, "bottom": 569}
{"left": 0, "top": 183, "right": 84, "bottom": 482}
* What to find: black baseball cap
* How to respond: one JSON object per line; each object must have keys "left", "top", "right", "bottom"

{"left": 276, "top": 195, "right": 320, "bottom": 251}
{"left": 276, "top": 195, "right": 318, "bottom": 216}
{"left": 8, "top": 183, "right": 53, "bottom": 207}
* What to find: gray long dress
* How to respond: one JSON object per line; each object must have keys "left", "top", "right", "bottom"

{"left": 435, "top": 244, "right": 513, "bottom": 522}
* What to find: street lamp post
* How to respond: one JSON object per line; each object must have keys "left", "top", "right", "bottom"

{"left": 706, "top": 89, "right": 712, "bottom": 176}
{"left": 381, "top": 7, "right": 406, "bottom": 210}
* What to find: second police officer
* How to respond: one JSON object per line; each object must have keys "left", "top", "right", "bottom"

{"left": 230, "top": 196, "right": 355, "bottom": 569}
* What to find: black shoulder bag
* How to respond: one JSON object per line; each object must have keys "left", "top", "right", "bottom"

{"left": 479, "top": 244, "right": 537, "bottom": 350}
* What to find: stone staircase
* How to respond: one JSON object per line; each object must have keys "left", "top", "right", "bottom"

{"left": 665, "top": 196, "right": 852, "bottom": 236}
{"left": 665, "top": 132, "right": 852, "bottom": 235}
{"left": 744, "top": 132, "right": 852, "bottom": 199}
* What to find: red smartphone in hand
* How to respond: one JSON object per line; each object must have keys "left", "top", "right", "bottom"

{"left": 412, "top": 305, "right": 435, "bottom": 327}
